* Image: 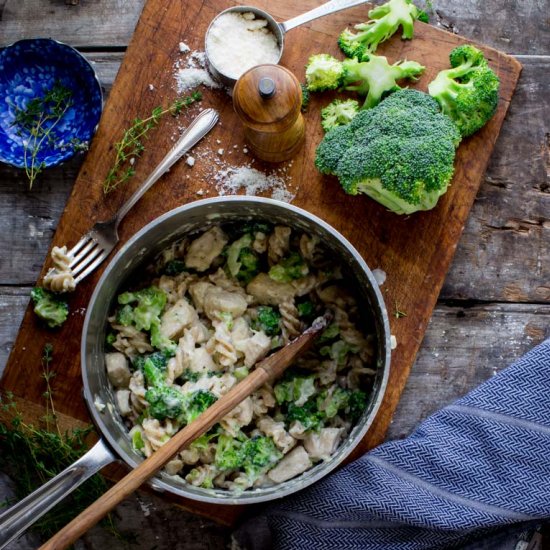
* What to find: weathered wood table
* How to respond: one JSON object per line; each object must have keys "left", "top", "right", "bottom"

{"left": 0, "top": 1, "right": 549, "bottom": 548}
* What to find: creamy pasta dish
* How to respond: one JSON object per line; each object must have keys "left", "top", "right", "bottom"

{"left": 104, "top": 222, "right": 377, "bottom": 491}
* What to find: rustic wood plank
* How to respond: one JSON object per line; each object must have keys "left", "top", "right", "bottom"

{"left": 0, "top": 0, "right": 145, "bottom": 48}
{"left": 441, "top": 57, "right": 550, "bottom": 304}
{"left": 387, "top": 303, "right": 550, "bottom": 440}
{"left": 426, "top": 0, "right": 550, "bottom": 55}
{"left": 2, "top": 0, "right": 549, "bottom": 55}
{"left": 2, "top": 56, "right": 545, "bottom": 301}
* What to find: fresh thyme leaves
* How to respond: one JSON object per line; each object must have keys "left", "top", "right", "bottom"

{"left": 103, "top": 90, "right": 203, "bottom": 194}
{"left": 0, "top": 344, "right": 124, "bottom": 542}
{"left": 394, "top": 302, "right": 408, "bottom": 319}
{"left": 9, "top": 81, "right": 81, "bottom": 189}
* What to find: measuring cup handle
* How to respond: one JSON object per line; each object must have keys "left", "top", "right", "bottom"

{"left": 0, "top": 439, "right": 116, "bottom": 549}
{"left": 280, "top": 0, "right": 368, "bottom": 33}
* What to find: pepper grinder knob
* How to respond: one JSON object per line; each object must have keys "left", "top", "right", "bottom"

{"left": 233, "top": 64, "right": 305, "bottom": 163}
{"left": 258, "top": 77, "right": 276, "bottom": 99}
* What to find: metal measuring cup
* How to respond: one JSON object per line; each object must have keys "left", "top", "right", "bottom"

{"left": 205, "top": 0, "right": 368, "bottom": 88}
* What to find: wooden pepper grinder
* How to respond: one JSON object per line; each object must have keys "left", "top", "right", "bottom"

{"left": 233, "top": 64, "right": 305, "bottom": 163}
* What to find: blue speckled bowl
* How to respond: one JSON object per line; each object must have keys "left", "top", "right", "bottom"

{"left": 0, "top": 38, "right": 103, "bottom": 170}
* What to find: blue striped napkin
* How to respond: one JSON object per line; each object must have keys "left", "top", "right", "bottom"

{"left": 235, "top": 338, "right": 550, "bottom": 549}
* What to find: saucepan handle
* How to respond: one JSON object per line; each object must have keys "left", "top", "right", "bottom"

{"left": 0, "top": 438, "right": 116, "bottom": 549}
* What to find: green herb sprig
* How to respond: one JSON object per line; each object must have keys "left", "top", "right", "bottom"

{"left": 10, "top": 81, "right": 80, "bottom": 189}
{"left": 103, "top": 90, "right": 203, "bottom": 194}
{"left": 0, "top": 344, "right": 131, "bottom": 543}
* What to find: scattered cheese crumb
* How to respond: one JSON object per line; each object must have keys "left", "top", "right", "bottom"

{"left": 175, "top": 67, "right": 220, "bottom": 92}
{"left": 217, "top": 148, "right": 224, "bottom": 155}
{"left": 179, "top": 41, "right": 190, "bottom": 53}
{"left": 94, "top": 396, "right": 106, "bottom": 413}
{"left": 243, "top": 148, "right": 248, "bottom": 154}
{"left": 148, "top": 83, "right": 154, "bottom": 91}
{"left": 186, "top": 156, "right": 195, "bottom": 167}
{"left": 214, "top": 166, "right": 294, "bottom": 203}
{"left": 196, "top": 189, "right": 204, "bottom": 195}
{"left": 390, "top": 335, "right": 397, "bottom": 350}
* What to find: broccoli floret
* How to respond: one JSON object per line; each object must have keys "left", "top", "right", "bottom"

{"left": 301, "top": 84, "right": 310, "bottom": 111}
{"left": 321, "top": 99, "right": 360, "bottom": 132}
{"left": 30, "top": 287, "right": 69, "bottom": 328}
{"left": 348, "top": 390, "right": 368, "bottom": 420}
{"left": 428, "top": 44, "right": 500, "bottom": 137}
{"left": 180, "top": 369, "right": 201, "bottom": 383}
{"left": 145, "top": 385, "right": 186, "bottom": 420}
{"left": 117, "top": 286, "right": 167, "bottom": 331}
{"left": 305, "top": 54, "right": 344, "bottom": 92}
{"left": 234, "top": 366, "right": 249, "bottom": 380}
{"left": 105, "top": 332, "right": 117, "bottom": 348}
{"left": 287, "top": 400, "right": 324, "bottom": 431}
{"left": 296, "top": 300, "right": 317, "bottom": 322}
{"left": 269, "top": 252, "right": 309, "bottom": 283}
{"left": 341, "top": 55, "right": 425, "bottom": 109}
{"left": 226, "top": 234, "right": 260, "bottom": 284}
{"left": 240, "top": 221, "right": 273, "bottom": 235}
{"left": 252, "top": 306, "right": 281, "bottom": 336}
{"left": 184, "top": 390, "right": 217, "bottom": 423}
{"left": 274, "top": 375, "right": 317, "bottom": 406}
{"left": 317, "top": 387, "right": 351, "bottom": 418}
{"left": 338, "top": 0, "right": 426, "bottom": 58}
{"left": 315, "top": 89, "right": 461, "bottom": 215}
{"left": 115, "top": 304, "right": 134, "bottom": 326}
{"left": 242, "top": 436, "right": 282, "bottom": 478}
{"left": 215, "top": 433, "right": 246, "bottom": 471}
{"left": 163, "top": 259, "right": 187, "bottom": 276}
{"left": 319, "top": 323, "right": 340, "bottom": 343}
{"left": 320, "top": 340, "right": 359, "bottom": 365}
{"left": 130, "top": 427, "right": 145, "bottom": 452}
{"left": 140, "top": 352, "right": 169, "bottom": 387}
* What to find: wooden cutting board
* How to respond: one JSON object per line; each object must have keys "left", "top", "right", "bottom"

{"left": 1, "top": 0, "right": 521, "bottom": 526}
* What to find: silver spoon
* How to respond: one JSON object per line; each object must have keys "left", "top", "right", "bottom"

{"left": 205, "top": 0, "right": 368, "bottom": 88}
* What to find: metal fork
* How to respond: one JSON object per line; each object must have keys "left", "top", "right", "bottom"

{"left": 66, "top": 108, "right": 219, "bottom": 284}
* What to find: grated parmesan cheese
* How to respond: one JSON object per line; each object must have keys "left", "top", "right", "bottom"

{"left": 175, "top": 67, "right": 220, "bottom": 92}
{"left": 214, "top": 166, "right": 295, "bottom": 203}
{"left": 206, "top": 12, "right": 280, "bottom": 80}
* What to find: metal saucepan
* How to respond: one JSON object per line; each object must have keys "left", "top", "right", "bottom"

{"left": 205, "top": 0, "right": 368, "bottom": 87}
{"left": 0, "top": 197, "right": 390, "bottom": 548}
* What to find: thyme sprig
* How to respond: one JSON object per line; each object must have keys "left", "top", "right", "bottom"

{"left": 103, "top": 90, "right": 203, "bottom": 194}
{"left": 10, "top": 81, "right": 78, "bottom": 189}
{"left": 0, "top": 344, "right": 131, "bottom": 543}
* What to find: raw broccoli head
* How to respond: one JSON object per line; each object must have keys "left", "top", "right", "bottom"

{"left": 268, "top": 252, "right": 309, "bottom": 282}
{"left": 145, "top": 385, "right": 186, "bottom": 421}
{"left": 274, "top": 374, "right": 317, "bottom": 406}
{"left": 315, "top": 89, "right": 461, "bottom": 215}
{"left": 338, "top": 0, "right": 425, "bottom": 58}
{"left": 150, "top": 320, "right": 177, "bottom": 354}
{"left": 117, "top": 286, "right": 167, "bottom": 332}
{"left": 286, "top": 400, "right": 324, "bottom": 432}
{"left": 428, "top": 44, "right": 500, "bottom": 137}
{"left": 321, "top": 99, "right": 360, "bottom": 132}
{"left": 342, "top": 55, "right": 425, "bottom": 109}
{"left": 30, "top": 287, "right": 69, "bottom": 328}
{"left": 226, "top": 234, "right": 260, "bottom": 284}
{"left": 184, "top": 390, "right": 217, "bottom": 423}
{"left": 252, "top": 306, "right": 281, "bottom": 336}
{"left": 305, "top": 54, "right": 344, "bottom": 92}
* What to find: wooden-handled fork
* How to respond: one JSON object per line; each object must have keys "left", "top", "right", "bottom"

{"left": 40, "top": 313, "right": 331, "bottom": 550}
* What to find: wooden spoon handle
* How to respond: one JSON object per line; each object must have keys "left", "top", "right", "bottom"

{"left": 40, "top": 315, "right": 329, "bottom": 550}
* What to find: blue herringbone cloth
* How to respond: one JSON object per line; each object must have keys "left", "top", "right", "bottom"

{"left": 236, "top": 338, "right": 550, "bottom": 549}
